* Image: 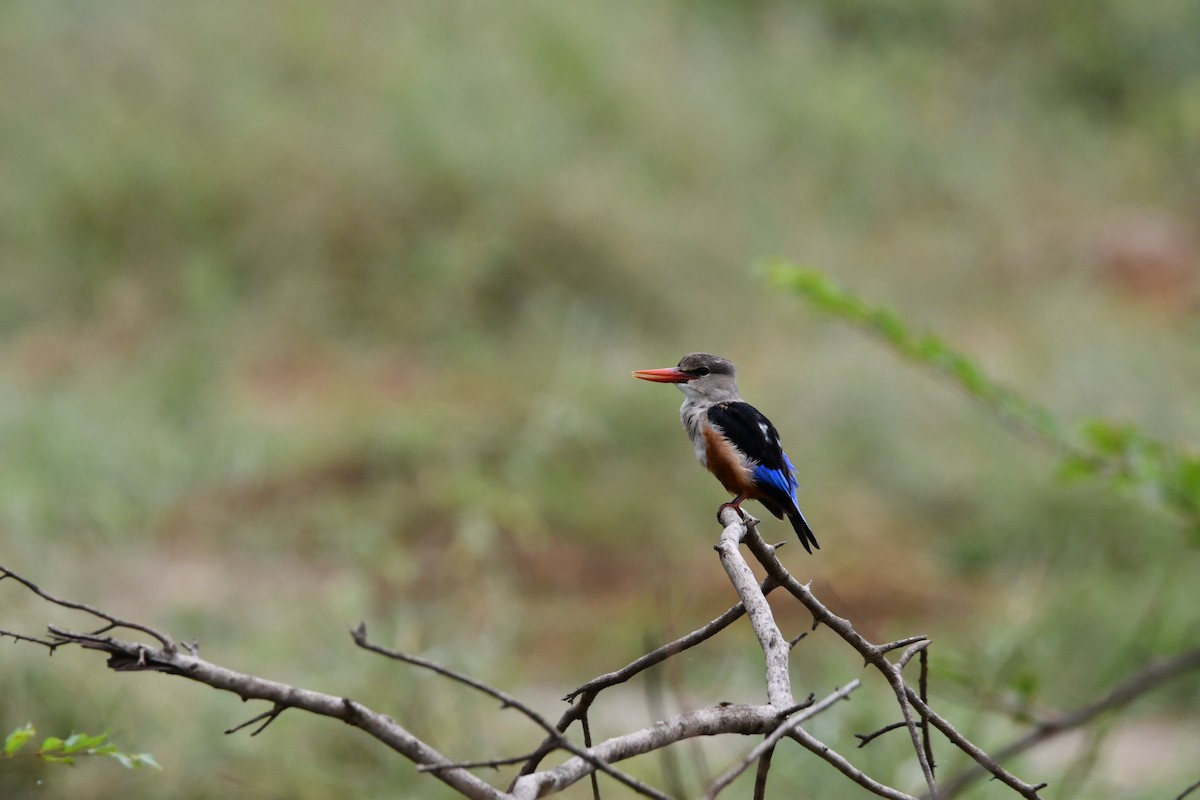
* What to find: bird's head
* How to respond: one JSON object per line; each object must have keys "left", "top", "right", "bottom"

{"left": 633, "top": 353, "right": 739, "bottom": 402}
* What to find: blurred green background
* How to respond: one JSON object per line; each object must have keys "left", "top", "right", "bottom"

{"left": 2, "top": 2, "right": 1198, "bottom": 798}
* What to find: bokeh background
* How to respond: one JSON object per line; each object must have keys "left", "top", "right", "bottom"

{"left": 2, "top": 2, "right": 1199, "bottom": 798}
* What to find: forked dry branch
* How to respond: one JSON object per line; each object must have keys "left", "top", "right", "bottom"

{"left": 4, "top": 511, "right": 1198, "bottom": 798}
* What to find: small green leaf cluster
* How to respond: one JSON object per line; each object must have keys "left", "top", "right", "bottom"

{"left": 769, "top": 261, "right": 1200, "bottom": 536}
{"left": 3, "top": 723, "right": 160, "bottom": 770}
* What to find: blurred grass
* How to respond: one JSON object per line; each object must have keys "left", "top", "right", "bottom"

{"left": 1, "top": 1, "right": 1199, "bottom": 798}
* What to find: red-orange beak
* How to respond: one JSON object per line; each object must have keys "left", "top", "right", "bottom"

{"left": 632, "top": 367, "right": 691, "bottom": 383}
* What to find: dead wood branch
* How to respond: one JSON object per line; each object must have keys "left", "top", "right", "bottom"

{"left": 935, "top": 644, "right": 1200, "bottom": 799}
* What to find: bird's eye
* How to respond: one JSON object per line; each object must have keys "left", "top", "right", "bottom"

{"left": 694, "top": 367, "right": 711, "bottom": 377}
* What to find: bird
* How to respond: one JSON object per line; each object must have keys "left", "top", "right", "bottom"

{"left": 633, "top": 352, "right": 819, "bottom": 553}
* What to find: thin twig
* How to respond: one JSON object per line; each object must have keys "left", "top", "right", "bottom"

{"left": 739, "top": 530, "right": 942, "bottom": 799}
{"left": 29, "top": 627, "right": 504, "bottom": 798}
{"left": 704, "top": 680, "right": 860, "bottom": 800}
{"left": 352, "top": 624, "right": 668, "bottom": 800}
{"left": 224, "top": 704, "right": 285, "bottom": 737}
{"left": 753, "top": 745, "right": 773, "bottom": 800}
{"left": 418, "top": 752, "right": 541, "bottom": 773}
{"left": 787, "top": 726, "right": 921, "bottom": 800}
{"left": 919, "top": 647, "right": 935, "bottom": 779}
{"left": 645, "top": 646, "right": 685, "bottom": 799}
{"left": 1177, "top": 777, "right": 1200, "bottom": 800}
{"left": 936, "top": 645, "right": 1200, "bottom": 799}
{"left": 581, "top": 712, "right": 600, "bottom": 800}
{"left": 0, "top": 566, "right": 174, "bottom": 650}
{"left": 880, "top": 635, "right": 931, "bottom": 657}
{"left": 519, "top": 575, "right": 779, "bottom": 778}
{"left": 563, "top": 578, "right": 779, "bottom": 703}
{"left": 0, "top": 628, "right": 62, "bottom": 651}
{"left": 907, "top": 689, "right": 1046, "bottom": 799}
{"left": 856, "top": 722, "right": 908, "bottom": 748}
{"left": 510, "top": 704, "right": 787, "bottom": 800}
{"left": 896, "top": 639, "right": 931, "bottom": 671}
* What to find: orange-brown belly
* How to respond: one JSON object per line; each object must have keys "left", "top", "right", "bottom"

{"left": 702, "top": 426, "right": 758, "bottom": 497}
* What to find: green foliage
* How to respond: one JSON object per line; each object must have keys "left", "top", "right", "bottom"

{"left": 4, "top": 724, "right": 34, "bottom": 757}
{"left": 3, "top": 724, "right": 159, "bottom": 770}
{"left": 772, "top": 262, "right": 1200, "bottom": 537}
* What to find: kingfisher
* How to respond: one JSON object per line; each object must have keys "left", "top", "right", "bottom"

{"left": 633, "top": 353, "right": 819, "bottom": 553}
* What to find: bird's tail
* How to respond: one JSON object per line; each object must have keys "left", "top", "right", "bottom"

{"left": 788, "top": 510, "right": 820, "bottom": 554}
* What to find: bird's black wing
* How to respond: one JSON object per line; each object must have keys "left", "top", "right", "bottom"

{"left": 708, "top": 401, "right": 820, "bottom": 553}
{"left": 706, "top": 401, "right": 791, "bottom": 474}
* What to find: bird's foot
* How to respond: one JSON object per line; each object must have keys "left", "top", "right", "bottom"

{"left": 717, "top": 502, "right": 747, "bottom": 523}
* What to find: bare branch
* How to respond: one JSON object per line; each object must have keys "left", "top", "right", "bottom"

{"left": 352, "top": 624, "right": 668, "bottom": 800}
{"left": 787, "top": 727, "right": 922, "bottom": 800}
{"left": 936, "top": 645, "right": 1200, "bottom": 799}
{"left": 753, "top": 745, "right": 773, "bottom": 800}
{"left": 880, "top": 636, "right": 931, "bottom": 657}
{"left": 714, "top": 508, "right": 793, "bottom": 708}
{"left": 1, "top": 566, "right": 174, "bottom": 650}
{"left": 37, "top": 627, "right": 505, "bottom": 799}
{"left": 738, "top": 525, "right": 941, "bottom": 798}
{"left": 906, "top": 690, "right": 1046, "bottom": 799}
{"left": 919, "top": 646, "right": 935, "bottom": 779}
{"left": 562, "top": 577, "right": 779, "bottom": 703}
{"left": 519, "top": 573, "right": 779, "bottom": 778}
{"left": 856, "top": 722, "right": 909, "bottom": 748}
{"left": 225, "top": 704, "right": 285, "bottom": 737}
{"left": 704, "top": 680, "right": 861, "bottom": 800}
{"left": 419, "top": 753, "right": 543, "bottom": 773}
{"left": 0, "top": 628, "right": 62, "bottom": 651}
{"left": 1177, "top": 777, "right": 1200, "bottom": 800}
{"left": 896, "top": 639, "right": 931, "bottom": 671}
{"left": 511, "top": 704, "right": 784, "bottom": 800}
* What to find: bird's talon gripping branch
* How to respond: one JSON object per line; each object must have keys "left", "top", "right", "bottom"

{"left": 634, "top": 353, "right": 821, "bottom": 554}
{"left": 717, "top": 502, "right": 746, "bottom": 523}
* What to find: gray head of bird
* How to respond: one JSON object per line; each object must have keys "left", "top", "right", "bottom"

{"left": 632, "top": 352, "right": 741, "bottom": 403}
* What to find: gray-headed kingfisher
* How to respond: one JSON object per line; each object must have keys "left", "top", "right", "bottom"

{"left": 633, "top": 353, "right": 819, "bottom": 553}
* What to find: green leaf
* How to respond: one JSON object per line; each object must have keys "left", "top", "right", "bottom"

{"left": 1080, "top": 419, "right": 1137, "bottom": 456}
{"left": 106, "top": 750, "right": 162, "bottom": 769}
{"left": 39, "top": 736, "right": 65, "bottom": 754}
{"left": 776, "top": 261, "right": 1200, "bottom": 534}
{"left": 1058, "top": 453, "right": 1103, "bottom": 482}
{"left": 63, "top": 732, "right": 108, "bottom": 754}
{"left": 4, "top": 724, "right": 35, "bottom": 757}
{"left": 40, "top": 754, "right": 75, "bottom": 765}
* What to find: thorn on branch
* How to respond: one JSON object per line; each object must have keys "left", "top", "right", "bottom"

{"left": 341, "top": 697, "right": 362, "bottom": 724}
{"left": 775, "top": 694, "right": 816, "bottom": 719}
{"left": 788, "top": 632, "right": 808, "bottom": 650}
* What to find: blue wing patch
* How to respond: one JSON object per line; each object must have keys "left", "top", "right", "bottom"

{"left": 782, "top": 452, "right": 798, "bottom": 482}
{"left": 752, "top": 463, "right": 798, "bottom": 502}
